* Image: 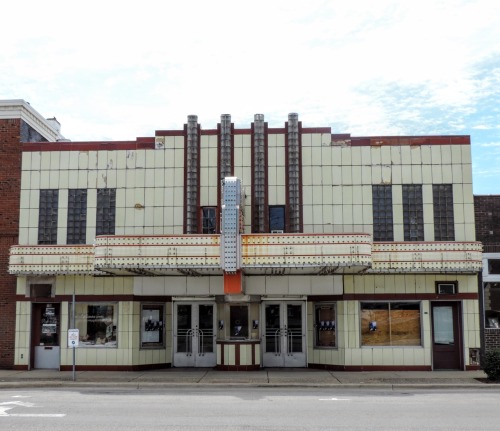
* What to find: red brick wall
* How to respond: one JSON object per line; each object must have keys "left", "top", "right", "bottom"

{"left": 485, "top": 329, "right": 500, "bottom": 351}
{"left": 0, "top": 118, "right": 22, "bottom": 368}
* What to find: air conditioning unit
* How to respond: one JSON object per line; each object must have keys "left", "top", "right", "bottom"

{"left": 437, "top": 283, "right": 457, "bottom": 295}
{"left": 271, "top": 230, "right": 284, "bottom": 234}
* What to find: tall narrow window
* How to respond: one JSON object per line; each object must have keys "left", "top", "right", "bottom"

{"left": 201, "top": 207, "right": 217, "bottom": 234}
{"left": 433, "top": 184, "right": 455, "bottom": 241}
{"left": 38, "top": 189, "right": 59, "bottom": 244}
{"left": 402, "top": 185, "right": 424, "bottom": 241}
{"left": 372, "top": 185, "right": 394, "bottom": 241}
{"left": 96, "top": 189, "right": 116, "bottom": 236}
{"left": 67, "top": 189, "right": 87, "bottom": 244}
{"left": 269, "top": 205, "right": 285, "bottom": 233}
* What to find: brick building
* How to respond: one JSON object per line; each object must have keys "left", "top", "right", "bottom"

{"left": 0, "top": 100, "right": 62, "bottom": 368}
{"left": 4, "top": 101, "right": 483, "bottom": 371}
{"left": 474, "top": 195, "right": 500, "bottom": 352}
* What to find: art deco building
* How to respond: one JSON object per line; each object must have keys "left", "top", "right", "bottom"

{"left": 4, "top": 101, "right": 482, "bottom": 371}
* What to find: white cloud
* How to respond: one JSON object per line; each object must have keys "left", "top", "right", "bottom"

{"left": 1, "top": 0, "right": 500, "bottom": 192}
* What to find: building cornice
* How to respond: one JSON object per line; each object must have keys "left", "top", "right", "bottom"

{"left": 0, "top": 99, "right": 62, "bottom": 141}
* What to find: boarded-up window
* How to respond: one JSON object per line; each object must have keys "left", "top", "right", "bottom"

{"left": 361, "top": 302, "right": 421, "bottom": 346}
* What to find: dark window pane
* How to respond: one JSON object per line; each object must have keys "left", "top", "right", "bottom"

{"left": 67, "top": 189, "right": 87, "bottom": 244}
{"left": 38, "top": 189, "right": 59, "bottom": 244}
{"left": 372, "top": 185, "right": 393, "bottom": 241}
{"left": 96, "top": 189, "right": 116, "bottom": 235}
{"left": 202, "top": 207, "right": 217, "bottom": 234}
{"left": 269, "top": 206, "right": 285, "bottom": 232}
{"left": 433, "top": 184, "right": 454, "bottom": 241}
{"left": 402, "top": 185, "right": 424, "bottom": 241}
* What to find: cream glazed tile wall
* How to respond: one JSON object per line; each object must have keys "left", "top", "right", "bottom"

{"left": 14, "top": 301, "right": 31, "bottom": 367}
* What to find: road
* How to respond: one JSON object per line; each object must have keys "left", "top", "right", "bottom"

{"left": 1, "top": 386, "right": 499, "bottom": 430}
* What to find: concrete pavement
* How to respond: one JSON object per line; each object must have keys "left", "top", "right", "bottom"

{"left": 0, "top": 368, "right": 497, "bottom": 389}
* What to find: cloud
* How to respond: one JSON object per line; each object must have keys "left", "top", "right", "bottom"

{"left": 1, "top": 0, "right": 500, "bottom": 193}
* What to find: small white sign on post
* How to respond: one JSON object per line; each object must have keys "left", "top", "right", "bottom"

{"left": 68, "top": 329, "right": 79, "bottom": 348}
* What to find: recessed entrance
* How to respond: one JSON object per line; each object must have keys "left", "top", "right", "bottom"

{"left": 261, "top": 301, "right": 306, "bottom": 367}
{"left": 31, "top": 303, "right": 60, "bottom": 369}
{"left": 173, "top": 302, "right": 216, "bottom": 367}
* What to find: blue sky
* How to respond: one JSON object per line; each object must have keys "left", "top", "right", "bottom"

{"left": 1, "top": 0, "right": 499, "bottom": 194}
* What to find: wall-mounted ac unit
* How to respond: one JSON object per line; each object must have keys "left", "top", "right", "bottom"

{"left": 437, "top": 283, "right": 457, "bottom": 295}
{"left": 271, "top": 230, "right": 284, "bottom": 234}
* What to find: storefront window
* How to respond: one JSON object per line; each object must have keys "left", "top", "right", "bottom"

{"left": 361, "top": 302, "right": 421, "bottom": 346}
{"left": 141, "top": 304, "right": 165, "bottom": 348}
{"left": 230, "top": 305, "right": 248, "bottom": 339}
{"left": 485, "top": 283, "right": 500, "bottom": 328}
{"left": 314, "top": 303, "right": 336, "bottom": 348}
{"left": 70, "top": 303, "right": 117, "bottom": 347}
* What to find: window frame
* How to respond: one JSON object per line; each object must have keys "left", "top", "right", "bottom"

{"left": 433, "top": 184, "right": 455, "bottom": 241}
{"left": 402, "top": 184, "right": 424, "bottom": 241}
{"left": 314, "top": 303, "right": 337, "bottom": 349}
{"left": 201, "top": 206, "right": 217, "bottom": 234}
{"left": 435, "top": 281, "right": 458, "bottom": 295}
{"left": 269, "top": 205, "right": 286, "bottom": 233}
{"left": 38, "top": 189, "right": 59, "bottom": 245}
{"left": 67, "top": 188, "right": 88, "bottom": 245}
{"left": 96, "top": 188, "right": 116, "bottom": 236}
{"left": 69, "top": 302, "right": 118, "bottom": 348}
{"left": 140, "top": 303, "right": 165, "bottom": 349}
{"left": 360, "top": 301, "right": 422, "bottom": 347}
{"left": 229, "top": 304, "right": 249, "bottom": 340}
{"left": 372, "top": 185, "right": 394, "bottom": 241}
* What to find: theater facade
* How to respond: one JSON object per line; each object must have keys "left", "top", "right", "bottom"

{"left": 7, "top": 107, "right": 482, "bottom": 371}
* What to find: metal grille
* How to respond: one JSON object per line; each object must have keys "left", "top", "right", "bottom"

{"left": 287, "top": 113, "right": 300, "bottom": 233}
{"left": 186, "top": 115, "right": 199, "bottom": 233}
{"left": 67, "top": 189, "right": 87, "bottom": 244}
{"left": 253, "top": 114, "right": 266, "bottom": 232}
{"left": 402, "top": 184, "right": 424, "bottom": 241}
{"left": 220, "top": 114, "right": 232, "bottom": 180}
{"left": 372, "top": 185, "right": 394, "bottom": 241}
{"left": 38, "top": 189, "right": 59, "bottom": 245}
{"left": 433, "top": 184, "right": 455, "bottom": 241}
{"left": 96, "top": 188, "right": 116, "bottom": 236}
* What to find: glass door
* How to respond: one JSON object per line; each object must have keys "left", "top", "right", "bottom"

{"left": 262, "top": 302, "right": 306, "bottom": 367}
{"left": 431, "top": 302, "right": 462, "bottom": 370}
{"left": 173, "top": 302, "right": 216, "bottom": 367}
{"left": 32, "top": 303, "right": 60, "bottom": 369}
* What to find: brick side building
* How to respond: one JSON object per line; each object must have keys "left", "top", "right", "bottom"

{"left": 474, "top": 195, "right": 500, "bottom": 352}
{"left": 0, "top": 101, "right": 62, "bottom": 368}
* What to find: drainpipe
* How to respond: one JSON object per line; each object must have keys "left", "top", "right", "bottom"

{"left": 478, "top": 270, "right": 485, "bottom": 360}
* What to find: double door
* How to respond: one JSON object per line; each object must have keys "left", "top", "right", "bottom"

{"left": 173, "top": 302, "right": 216, "bottom": 367}
{"left": 262, "top": 302, "right": 306, "bottom": 367}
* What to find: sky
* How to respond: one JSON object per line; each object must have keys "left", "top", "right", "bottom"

{"left": 1, "top": 0, "right": 499, "bottom": 194}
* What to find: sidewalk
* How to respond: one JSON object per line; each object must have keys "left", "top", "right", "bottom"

{"left": 0, "top": 368, "right": 497, "bottom": 390}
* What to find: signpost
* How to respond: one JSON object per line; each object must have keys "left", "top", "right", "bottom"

{"left": 68, "top": 328, "right": 79, "bottom": 381}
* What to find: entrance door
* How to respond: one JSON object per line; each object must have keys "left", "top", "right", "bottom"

{"left": 31, "top": 303, "right": 60, "bottom": 369}
{"left": 262, "top": 302, "right": 306, "bottom": 367}
{"left": 173, "top": 302, "right": 216, "bottom": 367}
{"left": 431, "top": 302, "right": 462, "bottom": 370}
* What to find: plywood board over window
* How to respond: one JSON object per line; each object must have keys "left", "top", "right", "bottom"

{"left": 361, "top": 302, "right": 421, "bottom": 346}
